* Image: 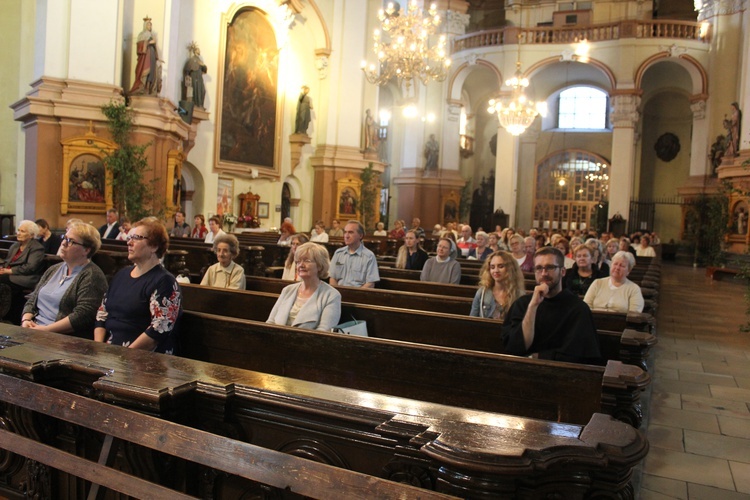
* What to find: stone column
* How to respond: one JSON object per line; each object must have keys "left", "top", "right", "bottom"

{"left": 609, "top": 93, "right": 641, "bottom": 222}
{"left": 493, "top": 128, "right": 520, "bottom": 226}
{"left": 689, "top": 97, "right": 710, "bottom": 176}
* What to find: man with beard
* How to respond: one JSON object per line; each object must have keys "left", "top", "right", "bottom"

{"left": 502, "top": 247, "right": 601, "bottom": 365}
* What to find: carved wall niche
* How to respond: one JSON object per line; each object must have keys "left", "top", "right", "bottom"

{"left": 239, "top": 191, "right": 260, "bottom": 219}
{"left": 60, "top": 130, "right": 115, "bottom": 215}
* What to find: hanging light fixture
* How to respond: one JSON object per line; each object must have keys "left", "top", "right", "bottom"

{"left": 361, "top": 1, "right": 451, "bottom": 92}
{"left": 487, "top": 37, "right": 547, "bottom": 136}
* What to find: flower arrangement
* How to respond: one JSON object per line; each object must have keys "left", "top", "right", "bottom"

{"left": 223, "top": 213, "right": 237, "bottom": 226}
{"left": 237, "top": 214, "right": 260, "bottom": 228}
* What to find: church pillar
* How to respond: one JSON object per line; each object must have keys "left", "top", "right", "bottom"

{"left": 689, "top": 97, "right": 709, "bottom": 176}
{"left": 609, "top": 92, "right": 640, "bottom": 222}
{"left": 493, "top": 128, "right": 520, "bottom": 226}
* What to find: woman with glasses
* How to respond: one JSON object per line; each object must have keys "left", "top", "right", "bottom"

{"left": 267, "top": 242, "right": 341, "bottom": 331}
{"left": 21, "top": 222, "right": 107, "bottom": 337}
{"left": 200, "top": 233, "right": 245, "bottom": 289}
{"left": 470, "top": 250, "right": 525, "bottom": 320}
{"left": 95, "top": 218, "right": 182, "bottom": 354}
{"left": 0, "top": 220, "right": 46, "bottom": 323}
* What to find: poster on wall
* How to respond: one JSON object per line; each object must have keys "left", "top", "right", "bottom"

{"left": 215, "top": 7, "right": 280, "bottom": 179}
{"left": 216, "top": 177, "right": 234, "bottom": 216}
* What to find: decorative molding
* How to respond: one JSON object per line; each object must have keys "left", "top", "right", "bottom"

{"left": 445, "top": 10, "right": 470, "bottom": 35}
{"left": 610, "top": 94, "right": 641, "bottom": 128}
{"left": 690, "top": 99, "right": 707, "bottom": 120}
{"left": 289, "top": 133, "right": 311, "bottom": 172}
{"left": 698, "top": 0, "right": 746, "bottom": 20}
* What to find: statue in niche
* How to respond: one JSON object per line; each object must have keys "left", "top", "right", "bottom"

{"left": 294, "top": 85, "right": 313, "bottom": 135}
{"left": 362, "top": 109, "right": 379, "bottom": 152}
{"left": 734, "top": 203, "right": 748, "bottom": 235}
{"left": 708, "top": 134, "right": 726, "bottom": 176}
{"left": 723, "top": 102, "right": 742, "bottom": 158}
{"left": 130, "top": 16, "right": 161, "bottom": 95}
{"left": 183, "top": 42, "right": 208, "bottom": 108}
{"left": 424, "top": 134, "right": 439, "bottom": 170}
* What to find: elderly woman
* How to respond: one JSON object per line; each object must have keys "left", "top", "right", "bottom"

{"left": 420, "top": 237, "right": 461, "bottom": 284}
{"left": 468, "top": 231, "right": 493, "bottom": 261}
{"left": 200, "top": 233, "right": 245, "bottom": 289}
{"left": 584, "top": 251, "right": 644, "bottom": 313}
{"left": 281, "top": 233, "right": 310, "bottom": 281}
{"left": 508, "top": 234, "right": 533, "bottom": 273}
{"left": 21, "top": 222, "right": 108, "bottom": 337}
{"left": 636, "top": 234, "right": 657, "bottom": 257}
{"left": 395, "top": 230, "right": 428, "bottom": 271}
{"left": 95, "top": 218, "right": 182, "bottom": 354}
{"left": 204, "top": 216, "right": 225, "bottom": 244}
{"left": 310, "top": 221, "right": 329, "bottom": 243}
{"left": 0, "top": 220, "right": 46, "bottom": 323}
{"left": 373, "top": 221, "right": 387, "bottom": 236}
{"left": 388, "top": 219, "right": 406, "bottom": 239}
{"left": 563, "top": 244, "right": 605, "bottom": 296}
{"left": 470, "top": 251, "right": 526, "bottom": 320}
{"left": 267, "top": 242, "right": 341, "bottom": 331}
{"left": 277, "top": 221, "right": 296, "bottom": 246}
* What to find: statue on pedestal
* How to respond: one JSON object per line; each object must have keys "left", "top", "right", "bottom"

{"left": 424, "top": 134, "right": 439, "bottom": 170}
{"left": 362, "top": 109, "right": 379, "bottom": 153}
{"left": 723, "top": 102, "right": 742, "bottom": 158}
{"left": 295, "top": 86, "right": 312, "bottom": 135}
{"left": 130, "top": 16, "right": 161, "bottom": 95}
{"left": 183, "top": 42, "right": 208, "bottom": 108}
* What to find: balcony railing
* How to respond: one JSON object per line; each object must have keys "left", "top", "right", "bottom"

{"left": 452, "top": 20, "right": 709, "bottom": 53}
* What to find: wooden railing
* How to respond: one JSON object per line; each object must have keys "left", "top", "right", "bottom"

{"left": 452, "top": 19, "right": 709, "bottom": 53}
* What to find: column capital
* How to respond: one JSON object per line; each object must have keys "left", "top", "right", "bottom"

{"left": 698, "top": 0, "right": 746, "bottom": 21}
{"left": 610, "top": 94, "right": 641, "bottom": 129}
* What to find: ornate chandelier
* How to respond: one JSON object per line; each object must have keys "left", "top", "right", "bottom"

{"left": 361, "top": 1, "right": 451, "bottom": 91}
{"left": 487, "top": 44, "right": 547, "bottom": 136}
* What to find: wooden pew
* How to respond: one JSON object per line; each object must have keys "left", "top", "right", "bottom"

{"left": 177, "top": 310, "right": 649, "bottom": 428}
{"left": 0, "top": 327, "right": 648, "bottom": 499}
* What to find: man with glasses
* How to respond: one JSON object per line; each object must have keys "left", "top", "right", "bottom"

{"left": 502, "top": 247, "right": 601, "bottom": 365}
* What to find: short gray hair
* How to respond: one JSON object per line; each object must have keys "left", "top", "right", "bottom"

{"left": 213, "top": 233, "right": 240, "bottom": 257}
{"left": 18, "top": 220, "right": 40, "bottom": 238}
{"left": 612, "top": 250, "right": 635, "bottom": 271}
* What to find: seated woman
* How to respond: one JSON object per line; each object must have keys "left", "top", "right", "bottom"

{"left": 35, "top": 219, "right": 61, "bottom": 255}
{"left": 115, "top": 217, "right": 132, "bottom": 241}
{"left": 191, "top": 214, "right": 208, "bottom": 239}
{"left": 554, "top": 237, "right": 575, "bottom": 269}
{"left": 468, "top": 231, "right": 493, "bottom": 261}
{"left": 583, "top": 251, "right": 644, "bottom": 313}
{"left": 22, "top": 222, "right": 108, "bottom": 338}
{"left": 470, "top": 251, "right": 525, "bottom": 320}
{"left": 277, "top": 221, "right": 296, "bottom": 246}
{"left": 373, "top": 221, "right": 387, "bottom": 236}
{"left": 388, "top": 219, "right": 405, "bottom": 239}
{"left": 604, "top": 237, "right": 619, "bottom": 266}
{"left": 95, "top": 218, "right": 182, "bottom": 354}
{"left": 395, "top": 230, "right": 428, "bottom": 271}
{"left": 585, "top": 238, "right": 610, "bottom": 276}
{"left": 200, "top": 233, "right": 246, "bottom": 289}
{"left": 420, "top": 237, "right": 461, "bottom": 284}
{"left": 267, "top": 242, "right": 341, "bottom": 331}
{"left": 563, "top": 244, "right": 605, "bottom": 296}
{"left": 0, "top": 220, "right": 46, "bottom": 323}
{"left": 282, "top": 233, "right": 310, "bottom": 281}
{"left": 508, "top": 234, "right": 533, "bottom": 272}
{"left": 310, "top": 220, "right": 329, "bottom": 243}
{"left": 204, "top": 216, "right": 225, "bottom": 244}
{"left": 636, "top": 234, "right": 657, "bottom": 257}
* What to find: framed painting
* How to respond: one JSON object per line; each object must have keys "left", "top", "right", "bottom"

{"left": 258, "top": 202, "right": 270, "bottom": 219}
{"left": 60, "top": 131, "right": 115, "bottom": 215}
{"left": 336, "top": 178, "right": 362, "bottom": 221}
{"left": 217, "top": 177, "right": 234, "bottom": 216}
{"left": 215, "top": 6, "right": 281, "bottom": 179}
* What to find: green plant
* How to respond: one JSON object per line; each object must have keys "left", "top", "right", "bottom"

{"left": 685, "top": 187, "right": 730, "bottom": 267}
{"left": 100, "top": 102, "right": 155, "bottom": 220}
{"left": 359, "top": 163, "right": 380, "bottom": 231}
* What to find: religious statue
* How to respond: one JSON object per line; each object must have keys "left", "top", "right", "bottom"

{"left": 294, "top": 85, "right": 312, "bottom": 134}
{"left": 424, "top": 134, "right": 439, "bottom": 170}
{"left": 130, "top": 17, "right": 161, "bottom": 95}
{"left": 723, "top": 102, "right": 742, "bottom": 158}
{"left": 735, "top": 205, "right": 748, "bottom": 235}
{"left": 183, "top": 42, "right": 208, "bottom": 108}
{"left": 362, "top": 109, "right": 379, "bottom": 153}
{"left": 708, "top": 134, "right": 726, "bottom": 175}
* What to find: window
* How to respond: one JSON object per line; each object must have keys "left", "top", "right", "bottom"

{"left": 558, "top": 87, "right": 608, "bottom": 130}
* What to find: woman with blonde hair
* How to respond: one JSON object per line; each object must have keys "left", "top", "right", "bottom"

{"left": 282, "top": 233, "right": 310, "bottom": 281}
{"left": 470, "top": 250, "right": 525, "bottom": 320}
{"left": 395, "top": 230, "right": 428, "bottom": 271}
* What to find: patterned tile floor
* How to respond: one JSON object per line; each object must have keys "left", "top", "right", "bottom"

{"left": 638, "top": 263, "right": 750, "bottom": 499}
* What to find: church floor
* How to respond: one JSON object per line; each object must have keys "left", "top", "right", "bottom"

{"left": 638, "top": 263, "right": 750, "bottom": 499}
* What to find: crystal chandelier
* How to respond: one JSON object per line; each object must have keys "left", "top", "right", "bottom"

{"left": 487, "top": 43, "right": 547, "bottom": 136}
{"left": 361, "top": 1, "right": 451, "bottom": 91}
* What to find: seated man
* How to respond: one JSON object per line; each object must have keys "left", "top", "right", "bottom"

{"left": 329, "top": 220, "right": 380, "bottom": 288}
{"left": 502, "top": 247, "right": 602, "bottom": 365}
{"left": 456, "top": 224, "right": 477, "bottom": 257}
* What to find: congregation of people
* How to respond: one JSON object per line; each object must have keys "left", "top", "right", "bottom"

{"left": 0, "top": 208, "right": 657, "bottom": 367}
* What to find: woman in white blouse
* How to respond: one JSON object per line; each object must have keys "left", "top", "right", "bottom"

{"left": 583, "top": 251, "right": 644, "bottom": 313}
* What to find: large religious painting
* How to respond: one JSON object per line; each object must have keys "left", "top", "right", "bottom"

{"left": 215, "top": 7, "right": 281, "bottom": 179}
{"left": 60, "top": 131, "right": 115, "bottom": 215}
{"left": 336, "top": 178, "right": 362, "bottom": 221}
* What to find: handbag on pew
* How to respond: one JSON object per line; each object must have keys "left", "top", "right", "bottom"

{"left": 331, "top": 317, "right": 368, "bottom": 337}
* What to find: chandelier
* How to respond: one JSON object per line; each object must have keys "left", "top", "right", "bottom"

{"left": 487, "top": 41, "right": 547, "bottom": 136}
{"left": 361, "top": 1, "right": 451, "bottom": 91}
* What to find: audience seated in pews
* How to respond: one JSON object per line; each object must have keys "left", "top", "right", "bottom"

{"left": 267, "top": 242, "right": 341, "bottom": 331}
{"left": 467, "top": 231, "right": 492, "bottom": 261}
{"left": 619, "top": 237, "right": 636, "bottom": 257}
{"left": 503, "top": 247, "right": 602, "bottom": 365}
{"left": 169, "top": 210, "right": 191, "bottom": 238}
{"left": 373, "top": 221, "right": 387, "bottom": 236}
{"left": 509, "top": 234, "right": 534, "bottom": 273}
{"left": 410, "top": 218, "right": 425, "bottom": 240}
{"left": 95, "top": 218, "right": 182, "bottom": 354}
{"left": 553, "top": 237, "right": 575, "bottom": 269}
{"left": 420, "top": 237, "right": 461, "bottom": 284}
{"left": 310, "top": 220, "right": 329, "bottom": 243}
{"left": 204, "top": 216, "right": 225, "bottom": 244}
{"left": 277, "top": 221, "right": 295, "bottom": 246}
{"left": 395, "top": 230, "right": 429, "bottom": 271}
{"left": 585, "top": 238, "right": 610, "bottom": 276}
{"left": 35, "top": 218, "right": 61, "bottom": 255}
{"left": 281, "top": 233, "right": 310, "bottom": 281}
{"left": 22, "top": 222, "right": 107, "bottom": 337}
{"left": 563, "top": 243, "right": 606, "bottom": 297}
{"left": 584, "top": 251, "right": 644, "bottom": 313}
{"left": 457, "top": 225, "right": 477, "bottom": 257}
{"left": 604, "top": 237, "right": 619, "bottom": 266}
{"left": 329, "top": 221, "right": 380, "bottom": 288}
{"left": 115, "top": 217, "right": 132, "bottom": 241}
{"left": 200, "top": 233, "right": 246, "bottom": 290}
{"left": 191, "top": 214, "right": 208, "bottom": 239}
{"left": 470, "top": 250, "right": 525, "bottom": 320}
{"left": 0, "top": 220, "right": 46, "bottom": 323}
{"left": 328, "top": 218, "right": 343, "bottom": 237}
{"left": 388, "top": 219, "right": 405, "bottom": 239}
{"left": 636, "top": 234, "right": 657, "bottom": 257}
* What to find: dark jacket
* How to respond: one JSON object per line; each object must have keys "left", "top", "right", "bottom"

{"left": 99, "top": 223, "right": 120, "bottom": 239}
{"left": 3, "top": 239, "right": 45, "bottom": 289}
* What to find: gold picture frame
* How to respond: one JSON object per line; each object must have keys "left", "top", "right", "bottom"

{"left": 60, "top": 130, "right": 115, "bottom": 215}
{"left": 336, "top": 177, "right": 362, "bottom": 221}
{"left": 217, "top": 177, "right": 235, "bottom": 216}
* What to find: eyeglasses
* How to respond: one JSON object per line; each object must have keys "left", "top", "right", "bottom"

{"left": 126, "top": 234, "right": 148, "bottom": 242}
{"left": 534, "top": 265, "right": 561, "bottom": 273}
{"left": 296, "top": 258, "right": 314, "bottom": 265}
{"left": 61, "top": 236, "right": 85, "bottom": 247}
